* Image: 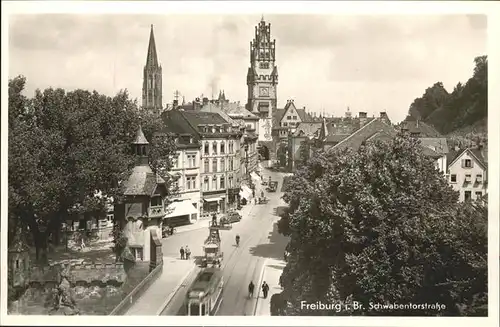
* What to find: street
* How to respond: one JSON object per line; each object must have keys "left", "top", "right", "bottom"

{"left": 160, "top": 169, "right": 289, "bottom": 316}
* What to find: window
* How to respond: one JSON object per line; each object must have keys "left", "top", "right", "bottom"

{"left": 476, "top": 174, "right": 483, "bottom": 183}
{"left": 212, "top": 142, "right": 217, "bottom": 155}
{"left": 186, "top": 176, "right": 196, "bottom": 190}
{"left": 221, "top": 158, "right": 225, "bottom": 171}
{"left": 204, "top": 159, "right": 209, "bottom": 173}
{"left": 283, "top": 122, "right": 288, "bottom": 127}
{"left": 229, "top": 175, "right": 233, "bottom": 188}
{"left": 188, "top": 154, "right": 196, "bottom": 168}
{"left": 150, "top": 196, "right": 162, "bottom": 207}
{"left": 212, "top": 158, "right": 218, "bottom": 173}
{"left": 293, "top": 115, "right": 297, "bottom": 120}
{"left": 132, "top": 247, "right": 144, "bottom": 261}
{"left": 204, "top": 177, "right": 209, "bottom": 191}
{"left": 220, "top": 142, "right": 225, "bottom": 154}
{"left": 464, "top": 191, "right": 472, "bottom": 202}
{"left": 463, "top": 159, "right": 472, "bottom": 168}
{"left": 220, "top": 176, "right": 225, "bottom": 189}
{"left": 465, "top": 174, "right": 472, "bottom": 183}
{"left": 229, "top": 158, "right": 233, "bottom": 171}
{"left": 106, "top": 214, "right": 114, "bottom": 221}
{"left": 172, "top": 156, "right": 178, "bottom": 168}
{"left": 204, "top": 142, "right": 209, "bottom": 155}
{"left": 229, "top": 141, "right": 233, "bottom": 153}
{"left": 259, "top": 62, "right": 269, "bottom": 69}
{"left": 212, "top": 176, "right": 217, "bottom": 190}
{"left": 450, "top": 174, "right": 457, "bottom": 183}
{"left": 475, "top": 191, "right": 483, "bottom": 200}
{"left": 287, "top": 116, "right": 291, "bottom": 120}
{"left": 16, "top": 259, "right": 20, "bottom": 269}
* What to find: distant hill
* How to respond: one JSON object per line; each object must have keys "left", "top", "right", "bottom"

{"left": 407, "top": 56, "right": 487, "bottom": 138}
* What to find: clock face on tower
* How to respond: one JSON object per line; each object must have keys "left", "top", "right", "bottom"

{"left": 259, "top": 87, "right": 269, "bottom": 97}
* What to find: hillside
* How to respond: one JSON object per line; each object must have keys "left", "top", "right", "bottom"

{"left": 407, "top": 55, "right": 487, "bottom": 138}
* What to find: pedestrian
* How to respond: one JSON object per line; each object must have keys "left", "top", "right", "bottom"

{"left": 212, "top": 213, "right": 217, "bottom": 226}
{"left": 185, "top": 245, "right": 191, "bottom": 260}
{"left": 248, "top": 281, "right": 255, "bottom": 298}
{"left": 262, "top": 281, "right": 270, "bottom": 299}
{"left": 180, "top": 246, "right": 185, "bottom": 260}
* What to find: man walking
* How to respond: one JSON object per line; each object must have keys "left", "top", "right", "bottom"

{"left": 185, "top": 245, "right": 191, "bottom": 260}
{"left": 262, "top": 281, "right": 270, "bottom": 299}
{"left": 180, "top": 246, "right": 185, "bottom": 260}
{"left": 248, "top": 281, "right": 255, "bottom": 298}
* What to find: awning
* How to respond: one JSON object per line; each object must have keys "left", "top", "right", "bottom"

{"left": 239, "top": 185, "right": 252, "bottom": 200}
{"left": 164, "top": 200, "right": 198, "bottom": 219}
{"left": 204, "top": 197, "right": 222, "bottom": 202}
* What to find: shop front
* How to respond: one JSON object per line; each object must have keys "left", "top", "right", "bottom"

{"left": 163, "top": 199, "right": 199, "bottom": 227}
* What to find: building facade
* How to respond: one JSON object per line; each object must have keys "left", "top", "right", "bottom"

{"left": 447, "top": 147, "right": 488, "bottom": 202}
{"left": 246, "top": 18, "right": 279, "bottom": 143}
{"left": 161, "top": 109, "right": 244, "bottom": 218}
{"left": 142, "top": 25, "right": 163, "bottom": 114}
{"left": 166, "top": 133, "right": 201, "bottom": 226}
{"left": 114, "top": 126, "right": 167, "bottom": 262}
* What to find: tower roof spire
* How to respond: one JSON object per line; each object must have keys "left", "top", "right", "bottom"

{"left": 146, "top": 24, "right": 159, "bottom": 67}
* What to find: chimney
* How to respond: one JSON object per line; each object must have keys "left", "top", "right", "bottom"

{"left": 359, "top": 112, "right": 367, "bottom": 127}
{"left": 380, "top": 111, "right": 389, "bottom": 124}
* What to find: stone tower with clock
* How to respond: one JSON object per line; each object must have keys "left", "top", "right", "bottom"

{"left": 246, "top": 17, "right": 278, "bottom": 142}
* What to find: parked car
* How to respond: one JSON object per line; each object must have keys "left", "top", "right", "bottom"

{"left": 226, "top": 211, "right": 242, "bottom": 223}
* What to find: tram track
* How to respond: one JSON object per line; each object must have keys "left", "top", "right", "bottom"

{"left": 216, "top": 191, "right": 282, "bottom": 315}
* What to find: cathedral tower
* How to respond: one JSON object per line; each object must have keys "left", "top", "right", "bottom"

{"left": 246, "top": 17, "right": 278, "bottom": 141}
{"left": 142, "top": 25, "right": 163, "bottom": 114}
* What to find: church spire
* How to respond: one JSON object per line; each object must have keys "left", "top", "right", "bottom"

{"left": 142, "top": 24, "right": 163, "bottom": 114}
{"left": 146, "top": 24, "right": 159, "bottom": 68}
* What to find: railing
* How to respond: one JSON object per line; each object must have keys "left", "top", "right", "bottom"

{"left": 148, "top": 206, "right": 164, "bottom": 218}
{"left": 108, "top": 263, "right": 163, "bottom": 316}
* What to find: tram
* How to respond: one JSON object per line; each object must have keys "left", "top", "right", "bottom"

{"left": 185, "top": 268, "right": 224, "bottom": 316}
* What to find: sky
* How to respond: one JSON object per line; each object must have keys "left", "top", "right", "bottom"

{"left": 8, "top": 13, "right": 487, "bottom": 124}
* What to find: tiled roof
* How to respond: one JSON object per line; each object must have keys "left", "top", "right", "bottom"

{"left": 447, "top": 147, "right": 487, "bottom": 169}
{"left": 419, "top": 138, "right": 449, "bottom": 154}
{"left": 272, "top": 109, "right": 286, "bottom": 129}
{"left": 332, "top": 118, "right": 397, "bottom": 151}
{"left": 296, "top": 108, "right": 313, "bottom": 122}
{"left": 200, "top": 103, "right": 238, "bottom": 125}
{"left": 161, "top": 110, "right": 197, "bottom": 135}
{"left": 421, "top": 146, "right": 442, "bottom": 158}
{"left": 293, "top": 122, "right": 322, "bottom": 137}
{"left": 122, "top": 165, "right": 158, "bottom": 196}
{"left": 182, "top": 111, "right": 228, "bottom": 127}
{"left": 400, "top": 120, "right": 442, "bottom": 137}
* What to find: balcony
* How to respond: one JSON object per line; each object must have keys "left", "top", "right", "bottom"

{"left": 148, "top": 206, "right": 165, "bottom": 218}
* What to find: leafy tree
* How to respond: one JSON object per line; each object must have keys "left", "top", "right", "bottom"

{"left": 278, "top": 133, "right": 487, "bottom": 316}
{"left": 8, "top": 76, "right": 177, "bottom": 263}
{"left": 407, "top": 55, "right": 487, "bottom": 136}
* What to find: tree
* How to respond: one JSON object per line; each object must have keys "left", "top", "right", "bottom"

{"left": 407, "top": 55, "right": 487, "bottom": 136}
{"left": 278, "top": 133, "right": 487, "bottom": 316}
{"left": 8, "top": 76, "right": 177, "bottom": 263}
